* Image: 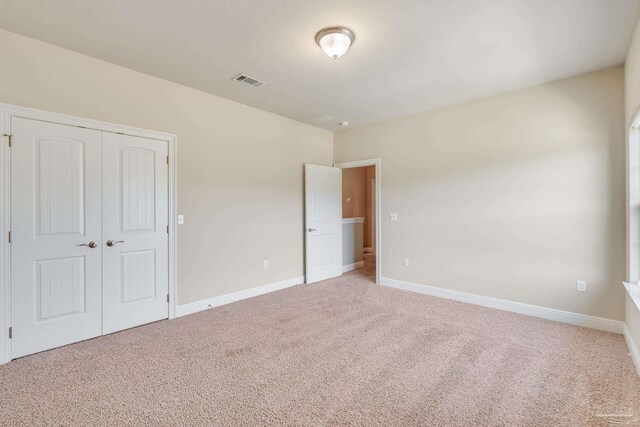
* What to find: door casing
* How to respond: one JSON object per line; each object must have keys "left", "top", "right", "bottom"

{"left": 0, "top": 103, "right": 178, "bottom": 364}
{"left": 334, "top": 158, "right": 382, "bottom": 285}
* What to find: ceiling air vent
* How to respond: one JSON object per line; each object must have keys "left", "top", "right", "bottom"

{"left": 232, "top": 74, "right": 266, "bottom": 88}
{"left": 311, "top": 115, "right": 334, "bottom": 124}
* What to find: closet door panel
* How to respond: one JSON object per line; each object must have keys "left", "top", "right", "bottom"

{"left": 10, "top": 118, "right": 102, "bottom": 359}
{"left": 102, "top": 132, "right": 169, "bottom": 334}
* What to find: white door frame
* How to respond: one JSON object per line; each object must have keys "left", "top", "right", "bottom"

{"left": 627, "top": 105, "right": 640, "bottom": 284}
{"left": 333, "top": 158, "right": 381, "bottom": 285}
{"left": 0, "top": 103, "right": 178, "bottom": 364}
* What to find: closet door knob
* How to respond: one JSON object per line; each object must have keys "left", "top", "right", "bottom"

{"left": 77, "top": 241, "right": 97, "bottom": 248}
{"left": 106, "top": 240, "right": 125, "bottom": 247}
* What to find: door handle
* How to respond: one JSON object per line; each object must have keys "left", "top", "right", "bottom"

{"left": 77, "top": 241, "right": 97, "bottom": 248}
{"left": 307, "top": 228, "right": 317, "bottom": 232}
{"left": 106, "top": 240, "right": 125, "bottom": 247}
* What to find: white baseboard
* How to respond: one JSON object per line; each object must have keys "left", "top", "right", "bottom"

{"left": 381, "top": 277, "right": 624, "bottom": 334}
{"left": 624, "top": 326, "right": 640, "bottom": 377}
{"left": 342, "top": 261, "right": 365, "bottom": 273}
{"left": 176, "top": 276, "right": 304, "bottom": 317}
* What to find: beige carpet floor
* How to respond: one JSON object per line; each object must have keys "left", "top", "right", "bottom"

{"left": 1, "top": 254, "right": 639, "bottom": 426}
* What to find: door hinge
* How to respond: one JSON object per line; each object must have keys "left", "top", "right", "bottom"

{"left": 166, "top": 225, "right": 169, "bottom": 234}
{"left": 3, "top": 134, "right": 12, "bottom": 147}
{"left": 167, "top": 294, "right": 169, "bottom": 303}
{"left": 166, "top": 155, "right": 169, "bottom": 165}
{"left": 7, "top": 231, "right": 11, "bottom": 243}
{"left": 8, "top": 327, "right": 12, "bottom": 339}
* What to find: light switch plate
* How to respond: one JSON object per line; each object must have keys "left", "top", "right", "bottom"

{"left": 264, "top": 260, "right": 269, "bottom": 269}
{"left": 390, "top": 213, "right": 398, "bottom": 221}
{"left": 577, "top": 280, "right": 586, "bottom": 292}
{"left": 346, "top": 197, "right": 351, "bottom": 203}
{"left": 178, "top": 215, "right": 184, "bottom": 224}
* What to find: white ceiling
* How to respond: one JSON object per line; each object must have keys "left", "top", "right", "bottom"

{"left": 0, "top": 0, "right": 639, "bottom": 130}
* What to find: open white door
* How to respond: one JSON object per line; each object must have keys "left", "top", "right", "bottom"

{"left": 305, "top": 164, "right": 342, "bottom": 284}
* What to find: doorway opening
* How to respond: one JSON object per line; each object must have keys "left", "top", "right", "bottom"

{"left": 335, "top": 159, "right": 381, "bottom": 284}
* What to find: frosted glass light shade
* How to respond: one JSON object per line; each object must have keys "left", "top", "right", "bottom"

{"left": 315, "top": 27, "right": 355, "bottom": 59}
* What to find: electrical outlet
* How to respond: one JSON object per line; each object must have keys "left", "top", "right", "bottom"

{"left": 177, "top": 215, "right": 184, "bottom": 224}
{"left": 403, "top": 258, "right": 409, "bottom": 267}
{"left": 390, "top": 213, "right": 398, "bottom": 221}
{"left": 263, "top": 260, "right": 269, "bottom": 269}
{"left": 577, "top": 280, "right": 586, "bottom": 292}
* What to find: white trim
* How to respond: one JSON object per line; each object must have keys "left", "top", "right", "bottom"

{"left": 0, "top": 102, "right": 178, "bottom": 364}
{"left": 176, "top": 276, "right": 304, "bottom": 317}
{"left": 624, "top": 282, "right": 640, "bottom": 313}
{"left": 342, "top": 261, "right": 365, "bottom": 273}
{"left": 381, "top": 277, "right": 624, "bottom": 334}
{"left": 625, "top": 108, "right": 640, "bottom": 377}
{"left": 624, "top": 325, "right": 640, "bottom": 377}
{"left": 334, "top": 158, "right": 381, "bottom": 285}
{"left": 335, "top": 158, "right": 378, "bottom": 168}
{"left": 627, "top": 106, "right": 640, "bottom": 284}
{"left": 342, "top": 217, "right": 364, "bottom": 224}
{"left": 0, "top": 108, "right": 9, "bottom": 365}
{"left": 167, "top": 124, "right": 178, "bottom": 321}
{"left": 629, "top": 104, "right": 640, "bottom": 131}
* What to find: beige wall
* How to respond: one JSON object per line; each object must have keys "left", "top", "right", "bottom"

{"left": 626, "top": 20, "right": 640, "bottom": 361}
{"left": 335, "top": 66, "right": 625, "bottom": 321}
{"left": 0, "top": 27, "right": 629, "bottom": 324}
{"left": 627, "top": 19, "right": 640, "bottom": 127}
{"left": 0, "top": 29, "right": 333, "bottom": 305}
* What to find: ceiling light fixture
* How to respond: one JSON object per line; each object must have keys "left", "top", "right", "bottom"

{"left": 315, "top": 27, "right": 355, "bottom": 59}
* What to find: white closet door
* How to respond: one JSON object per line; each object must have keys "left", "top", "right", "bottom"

{"left": 11, "top": 118, "right": 103, "bottom": 359}
{"left": 101, "top": 132, "right": 169, "bottom": 334}
{"left": 304, "top": 164, "right": 342, "bottom": 283}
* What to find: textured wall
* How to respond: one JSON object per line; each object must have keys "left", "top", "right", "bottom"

{"left": 0, "top": 29, "right": 333, "bottom": 305}
{"left": 335, "top": 66, "right": 625, "bottom": 320}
